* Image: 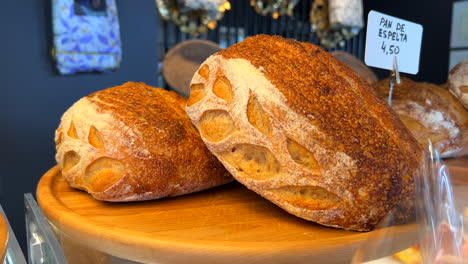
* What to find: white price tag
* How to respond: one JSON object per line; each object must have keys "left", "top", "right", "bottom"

{"left": 365, "top": 10, "right": 423, "bottom": 74}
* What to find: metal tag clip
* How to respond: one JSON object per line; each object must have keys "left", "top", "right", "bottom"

{"left": 388, "top": 56, "right": 401, "bottom": 106}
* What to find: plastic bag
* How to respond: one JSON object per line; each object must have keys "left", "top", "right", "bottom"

{"left": 352, "top": 141, "right": 467, "bottom": 263}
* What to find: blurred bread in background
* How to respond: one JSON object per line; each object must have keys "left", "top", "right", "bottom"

{"left": 448, "top": 60, "right": 468, "bottom": 110}
{"left": 375, "top": 77, "right": 468, "bottom": 158}
{"left": 163, "top": 39, "right": 221, "bottom": 97}
{"left": 332, "top": 50, "right": 378, "bottom": 85}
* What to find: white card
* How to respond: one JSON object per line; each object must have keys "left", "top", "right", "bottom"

{"left": 365, "top": 10, "right": 423, "bottom": 74}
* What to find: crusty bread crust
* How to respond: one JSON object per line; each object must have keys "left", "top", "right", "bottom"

{"left": 55, "top": 82, "right": 232, "bottom": 201}
{"left": 186, "top": 35, "right": 422, "bottom": 231}
{"left": 375, "top": 77, "right": 468, "bottom": 158}
{"left": 448, "top": 61, "right": 468, "bottom": 109}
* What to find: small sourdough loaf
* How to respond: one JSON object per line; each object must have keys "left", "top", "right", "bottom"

{"left": 331, "top": 50, "right": 378, "bottom": 85}
{"left": 448, "top": 61, "right": 468, "bottom": 109}
{"left": 55, "top": 82, "right": 231, "bottom": 201}
{"left": 375, "top": 77, "right": 468, "bottom": 158}
{"left": 186, "top": 35, "right": 423, "bottom": 231}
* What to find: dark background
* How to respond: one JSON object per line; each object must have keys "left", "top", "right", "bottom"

{"left": 363, "top": 1, "right": 454, "bottom": 82}
{"left": 0, "top": 0, "right": 455, "bottom": 253}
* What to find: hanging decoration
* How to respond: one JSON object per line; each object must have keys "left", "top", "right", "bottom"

{"left": 51, "top": 0, "right": 122, "bottom": 74}
{"left": 250, "top": 0, "right": 300, "bottom": 19}
{"left": 156, "top": 0, "right": 231, "bottom": 36}
{"left": 310, "top": 0, "right": 363, "bottom": 49}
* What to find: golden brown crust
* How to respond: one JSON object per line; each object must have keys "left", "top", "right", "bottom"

{"left": 55, "top": 82, "right": 232, "bottom": 201}
{"left": 375, "top": 77, "right": 468, "bottom": 157}
{"left": 187, "top": 35, "right": 422, "bottom": 231}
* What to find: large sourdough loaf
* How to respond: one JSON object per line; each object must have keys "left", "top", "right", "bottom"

{"left": 375, "top": 77, "right": 468, "bottom": 158}
{"left": 55, "top": 82, "right": 232, "bottom": 201}
{"left": 186, "top": 35, "right": 423, "bottom": 231}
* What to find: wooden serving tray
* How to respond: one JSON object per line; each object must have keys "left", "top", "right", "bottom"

{"left": 0, "top": 211, "right": 8, "bottom": 263}
{"left": 37, "top": 166, "right": 418, "bottom": 264}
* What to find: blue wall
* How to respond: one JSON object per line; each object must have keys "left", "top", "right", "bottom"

{"left": 2, "top": 0, "right": 161, "bottom": 250}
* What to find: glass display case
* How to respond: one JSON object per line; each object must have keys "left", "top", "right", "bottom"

{"left": 25, "top": 193, "right": 139, "bottom": 264}
{"left": 0, "top": 205, "right": 26, "bottom": 264}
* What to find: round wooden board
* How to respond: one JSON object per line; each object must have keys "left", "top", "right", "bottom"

{"left": 0, "top": 211, "right": 8, "bottom": 263}
{"left": 37, "top": 166, "right": 418, "bottom": 264}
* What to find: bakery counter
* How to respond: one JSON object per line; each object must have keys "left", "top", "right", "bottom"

{"left": 30, "top": 159, "right": 467, "bottom": 264}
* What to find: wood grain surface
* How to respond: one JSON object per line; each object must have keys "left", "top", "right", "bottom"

{"left": 446, "top": 156, "right": 468, "bottom": 184}
{"left": 37, "top": 166, "right": 419, "bottom": 264}
{"left": 0, "top": 211, "right": 8, "bottom": 263}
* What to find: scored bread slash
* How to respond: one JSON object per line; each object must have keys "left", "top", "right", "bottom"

{"left": 186, "top": 35, "right": 423, "bottom": 231}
